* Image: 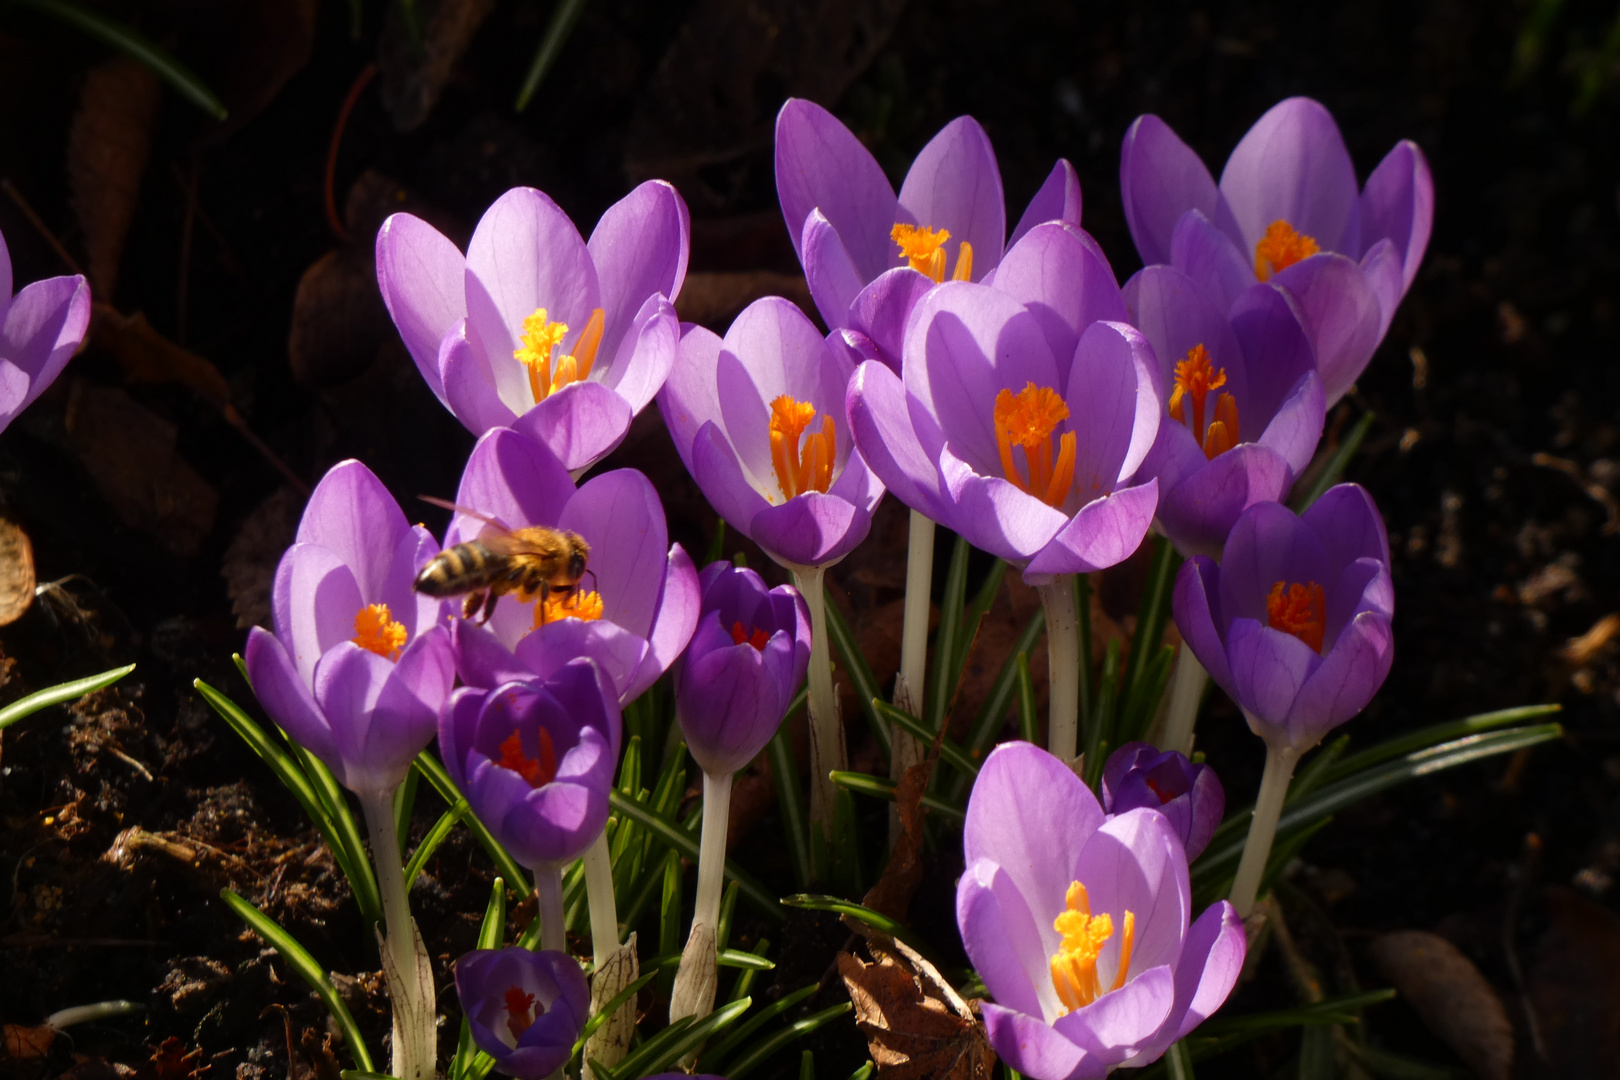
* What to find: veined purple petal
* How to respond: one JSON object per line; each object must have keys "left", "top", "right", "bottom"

{"left": 1169, "top": 209, "right": 1253, "bottom": 313}
{"left": 691, "top": 422, "right": 775, "bottom": 541}
{"left": 1025, "top": 478, "right": 1158, "bottom": 580}
{"left": 441, "top": 320, "right": 519, "bottom": 434}
{"left": 1227, "top": 281, "right": 1317, "bottom": 432}
{"left": 775, "top": 98, "right": 898, "bottom": 282}
{"left": 1172, "top": 557, "right": 1233, "bottom": 690}
{"left": 1165, "top": 901, "right": 1245, "bottom": 1043}
{"left": 1050, "top": 966, "right": 1176, "bottom": 1067}
{"left": 1073, "top": 809, "right": 1189, "bottom": 978}
{"left": 1122, "top": 264, "right": 1245, "bottom": 406}
{"left": 1360, "top": 239, "right": 1405, "bottom": 342}
{"left": 1064, "top": 321, "right": 1161, "bottom": 494}
{"left": 1358, "top": 139, "right": 1432, "bottom": 293}
{"left": 1226, "top": 618, "right": 1319, "bottom": 728}
{"left": 640, "top": 543, "right": 700, "bottom": 698}
{"left": 847, "top": 267, "right": 935, "bottom": 372}
{"left": 750, "top": 491, "right": 868, "bottom": 568}
{"left": 1155, "top": 444, "right": 1293, "bottom": 560}
{"left": 449, "top": 428, "right": 576, "bottom": 548}
{"left": 980, "top": 1004, "right": 1091, "bottom": 1080}
{"left": 1218, "top": 97, "right": 1359, "bottom": 256}
{"left": 1269, "top": 253, "right": 1384, "bottom": 405}
{"left": 995, "top": 223, "right": 1127, "bottom": 365}
{"left": 802, "top": 210, "right": 866, "bottom": 330}
{"left": 513, "top": 618, "right": 652, "bottom": 704}
{"left": 1286, "top": 610, "right": 1392, "bottom": 742}
{"left": 1303, "top": 483, "right": 1391, "bottom": 577}
{"left": 1253, "top": 371, "right": 1324, "bottom": 478}
{"left": 1120, "top": 114, "right": 1220, "bottom": 267}
{"left": 588, "top": 179, "right": 689, "bottom": 361}
{"left": 658, "top": 323, "right": 725, "bottom": 476}
{"left": 1218, "top": 501, "right": 1330, "bottom": 627}
{"left": 313, "top": 643, "right": 394, "bottom": 792}
{"left": 938, "top": 450, "right": 1068, "bottom": 562}
{"left": 846, "top": 359, "right": 950, "bottom": 519}
{"left": 597, "top": 294, "right": 679, "bottom": 414}
{"left": 246, "top": 627, "right": 339, "bottom": 770}
{"left": 512, "top": 380, "right": 634, "bottom": 474}
{"left": 1008, "top": 159, "right": 1083, "bottom": 250}
{"left": 0, "top": 274, "right": 91, "bottom": 426}
{"left": 897, "top": 116, "right": 1006, "bottom": 280}
{"left": 296, "top": 460, "right": 411, "bottom": 600}
{"left": 557, "top": 468, "right": 668, "bottom": 639}
{"left": 957, "top": 857, "right": 1061, "bottom": 1022}
{"left": 0, "top": 227, "right": 11, "bottom": 316}
{"left": 272, "top": 543, "right": 364, "bottom": 687}
{"left": 376, "top": 212, "right": 466, "bottom": 405}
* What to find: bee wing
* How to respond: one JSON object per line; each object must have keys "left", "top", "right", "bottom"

{"left": 418, "top": 495, "right": 550, "bottom": 556}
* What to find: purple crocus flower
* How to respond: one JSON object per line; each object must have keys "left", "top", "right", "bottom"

{"left": 846, "top": 223, "right": 1160, "bottom": 581}
{"left": 1100, "top": 741, "right": 1225, "bottom": 862}
{"left": 1173, "top": 484, "right": 1394, "bottom": 752}
{"left": 453, "top": 946, "right": 591, "bottom": 1080}
{"left": 375, "top": 182, "right": 688, "bottom": 473}
{"left": 0, "top": 228, "right": 92, "bottom": 434}
{"left": 957, "top": 742, "right": 1245, "bottom": 1078}
{"left": 776, "top": 98, "right": 1082, "bottom": 341}
{"left": 658, "top": 297, "right": 883, "bottom": 571}
{"left": 441, "top": 428, "right": 699, "bottom": 704}
{"left": 1124, "top": 263, "right": 1325, "bottom": 557}
{"left": 245, "top": 460, "right": 455, "bottom": 796}
{"left": 1121, "top": 97, "right": 1432, "bottom": 403}
{"left": 439, "top": 659, "right": 621, "bottom": 869}
{"left": 675, "top": 562, "right": 812, "bottom": 777}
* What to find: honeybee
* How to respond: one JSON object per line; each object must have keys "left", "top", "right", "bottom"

{"left": 413, "top": 497, "right": 592, "bottom": 624}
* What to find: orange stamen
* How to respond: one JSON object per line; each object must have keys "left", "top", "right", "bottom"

{"left": 731, "top": 622, "right": 771, "bottom": 650}
{"left": 891, "top": 223, "right": 973, "bottom": 283}
{"left": 769, "top": 396, "right": 837, "bottom": 502}
{"left": 352, "top": 604, "right": 408, "bottom": 661}
{"left": 1048, "top": 882, "right": 1137, "bottom": 1013}
{"left": 1254, "top": 220, "right": 1320, "bottom": 281}
{"left": 1266, "top": 581, "right": 1327, "bottom": 653}
{"left": 993, "top": 383, "right": 1075, "bottom": 509}
{"left": 513, "top": 306, "right": 606, "bottom": 404}
{"left": 496, "top": 728, "right": 558, "bottom": 788}
{"left": 951, "top": 240, "right": 974, "bottom": 281}
{"left": 503, "top": 986, "right": 539, "bottom": 1039}
{"left": 533, "top": 589, "right": 605, "bottom": 629}
{"left": 1170, "top": 345, "right": 1242, "bottom": 460}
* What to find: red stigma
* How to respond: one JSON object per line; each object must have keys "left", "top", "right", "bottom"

{"left": 503, "top": 985, "right": 539, "bottom": 1039}
{"left": 496, "top": 728, "right": 558, "bottom": 788}
{"left": 731, "top": 621, "right": 771, "bottom": 650}
{"left": 1144, "top": 777, "right": 1177, "bottom": 805}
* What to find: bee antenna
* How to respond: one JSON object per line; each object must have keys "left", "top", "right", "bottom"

{"left": 586, "top": 569, "right": 599, "bottom": 593}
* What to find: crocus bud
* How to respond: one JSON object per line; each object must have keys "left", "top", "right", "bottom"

{"left": 674, "top": 563, "right": 811, "bottom": 777}
{"left": 438, "top": 658, "right": 621, "bottom": 869}
{"left": 1100, "top": 741, "right": 1224, "bottom": 861}
{"left": 453, "top": 947, "right": 589, "bottom": 1080}
{"left": 1173, "top": 484, "right": 1394, "bottom": 752}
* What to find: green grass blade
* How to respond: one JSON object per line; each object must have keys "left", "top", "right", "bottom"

{"left": 393, "top": 763, "right": 421, "bottom": 856}
{"left": 871, "top": 699, "right": 978, "bottom": 775}
{"left": 514, "top": 0, "right": 589, "bottom": 111}
{"left": 823, "top": 587, "right": 889, "bottom": 760}
{"left": 927, "top": 535, "right": 971, "bottom": 737}
{"left": 829, "top": 770, "right": 965, "bottom": 824}
{"left": 220, "top": 890, "right": 374, "bottom": 1071}
{"left": 1319, "top": 703, "right": 1561, "bottom": 784}
{"left": 768, "top": 725, "right": 813, "bottom": 892}
{"left": 571, "top": 970, "right": 658, "bottom": 1056}
{"left": 847, "top": 1063, "right": 874, "bottom": 1080}
{"left": 403, "top": 799, "right": 468, "bottom": 889}
{"left": 726, "top": 938, "right": 772, "bottom": 1006}
{"left": 1164, "top": 1040, "right": 1195, "bottom": 1080}
{"left": 716, "top": 880, "right": 740, "bottom": 951}
{"left": 779, "top": 895, "right": 936, "bottom": 960}
{"left": 1286, "top": 735, "right": 1350, "bottom": 804}
{"left": 831, "top": 787, "right": 863, "bottom": 898}
{"left": 1016, "top": 651, "right": 1038, "bottom": 744}
{"left": 707, "top": 982, "right": 818, "bottom": 1066}
{"left": 609, "top": 789, "right": 784, "bottom": 922}
{"left": 951, "top": 606, "right": 1045, "bottom": 801}
{"left": 801, "top": 1050, "right": 816, "bottom": 1080}
{"left": 0, "top": 663, "right": 135, "bottom": 730}
{"left": 1291, "top": 411, "right": 1375, "bottom": 512}
{"left": 1085, "top": 638, "right": 1121, "bottom": 784}
{"left": 1121, "top": 536, "right": 1178, "bottom": 710}
{"left": 1076, "top": 574, "right": 1092, "bottom": 735}
{"left": 617, "top": 997, "right": 752, "bottom": 1079}
{"left": 947, "top": 559, "right": 1008, "bottom": 729}
{"left": 415, "top": 752, "right": 530, "bottom": 890}
{"left": 723, "top": 1002, "right": 853, "bottom": 1079}
{"left": 287, "top": 741, "right": 382, "bottom": 927}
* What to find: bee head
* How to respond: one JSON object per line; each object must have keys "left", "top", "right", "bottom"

{"left": 567, "top": 540, "right": 588, "bottom": 582}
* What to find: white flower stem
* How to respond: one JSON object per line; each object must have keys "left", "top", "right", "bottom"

{"left": 791, "top": 563, "right": 844, "bottom": 851}
{"left": 1228, "top": 737, "right": 1300, "bottom": 918}
{"left": 361, "top": 788, "right": 434, "bottom": 1080}
{"left": 535, "top": 863, "right": 566, "bottom": 955}
{"left": 669, "top": 769, "right": 731, "bottom": 1024}
{"left": 1157, "top": 646, "right": 1209, "bottom": 756}
{"left": 582, "top": 831, "right": 620, "bottom": 969}
{"left": 1037, "top": 575, "right": 1081, "bottom": 761}
{"left": 890, "top": 510, "right": 935, "bottom": 847}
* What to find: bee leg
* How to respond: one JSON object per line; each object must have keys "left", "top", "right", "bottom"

{"left": 478, "top": 591, "right": 499, "bottom": 624}
{"left": 462, "top": 593, "right": 482, "bottom": 620}
{"left": 536, "top": 582, "right": 550, "bottom": 626}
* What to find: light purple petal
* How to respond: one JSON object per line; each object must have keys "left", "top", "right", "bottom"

{"left": 512, "top": 380, "right": 634, "bottom": 474}
{"left": 1286, "top": 610, "right": 1392, "bottom": 743}
{"left": 449, "top": 428, "right": 576, "bottom": 548}
{"left": 1064, "top": 321, "right": 1161, "bottom": 494}
{"left": 1218, "top": 501, "right": 1330, "bottom": 626}
{"left": 0, "top": 274, "right": 91, "bottom": 418}
{"left": 376, "top": 212, "right": 466, "bottom": 405}
{"left": 245, "top": 627, "right": 337, "bottom": 770}
{"left": 1227, "top": 281, "right": 1318, "bottom": 434}
{"left": 1302, "top": 482, "right": 1391, "bottom": 571}
{"left": 691, "top": 421, "right": 775, "bottom": 540}
{"left": 774, "top": 98, "right": 897, "bottom": 282}
{"left": 1358, "top": 139, "right": 1433, "bottom": 293}
{"left": 1270, "top": 253, "right": 1384, "bottom": 405}
{"left": 1121, "top": 265, "right": 1242, "bottom": 409}
{"left": 1168, "top": 901, "right": 1245, "bottom": 1042}
{"left": 847, "top": 267, "right": 935, "bottom": 372}
{"left": 658, "top": 323, "right": 724, "bottom": 474}
{"left": 558, "top": 468, "right": 668, "bottom": 638}
{"left": 1073, "top": 809, "right": 1189, "bottom": 978}
{"left": 272, "top": 543, "right": 364, "bottom": 687}
{"left": 802, "top": 210, "right": 866, "bottom": 330}
{"left": 846, "top": 359, "right": 950, "bottom": 519}
{"left": 1253, "top": 371, "right": 1325, "bottom": 478}
{"left": 1156, "top": 445, "right": 1293, "bottom": 560}
{"left": 312, "top": 643, "right": 393, "bottom": 790}
{"left": 1172, "top": 557, "right": 1233, "bottom": 690}
{"left": 1226, "top": 618, "right": 1318, "bottom": 728}
{"left": 1009, "top": 158, "right": 1083, "bottom": 250}
{"left": 0, "top": 360, "right": 29, "bottom": 421}
{"left": 994, "top": 223, "right": 1127, "bottom": 364}
{"left": 1360, "top": 239, "right": 1404, "bottom": 342}
{"left": 641, "top": 543, "right": 700, "bottom": 695}
{"left": 1025, "top": 479, "right": 1158, "bottom": 580}
{"left": 1050, "top": 966, "right": 1176, "bottom": 1067}
{"left": 981, "top": 1004, "right": 1095, "bottom": 1080}
{"left": 449, "top": 621, "right": 529, "bottom": 689}
{"left": 513, "top": 618, "right": 652, "bottom": 703}
{"left": 1169, "top": 209, "right": 1254, "bottom": 313}
{"left": 0, "top": 227, "right": 10, "bottom": 315}
{"left": 297, "top": 460, "right": 410, "bottom": 600}
{"left": 441, "top": 320, "right": 519, "bottom": 434}
{"left": 587, "top": 179, "right": 689, "bottom": 361}
{"left": 1218, "top": 98, "right": 1359, "bottom": 255}
{"left": 956, "top": 858, "right": 1060, "bottom": 1023}
{"left": 597, "top": 294, "right": 679, "bottom": 414}
{"left": 937, "top": 451, "right": 1068, "bottom": 562}
{"left": 750, "top": 491, "right": 869, "bottom": 568}
{"left": 1120, "top": 114, "right": 1220, "bottom": 267}
{"left": 897, "top": 116, "right": 1006, "bottom": 279}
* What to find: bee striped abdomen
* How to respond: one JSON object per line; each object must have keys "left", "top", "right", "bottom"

{"left": 415, "top": 541, "right": 503, "bottom": 596}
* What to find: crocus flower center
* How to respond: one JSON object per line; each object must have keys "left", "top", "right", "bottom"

{"left": 890, "top": 223, "right": 972, "bottom": 283}
{"left": 993, "top": 383, "right": 1077, "bottom": 509}
{"left": 1169, "top": 344, "right": 1239, "bottom": 460}
{"left": 1049, "top": 881, "right": 1136, "bottom": 1014}
{"left": 513, "top": 307, "right": 606, "bottom": 405}
{"left": 1144, "top": 776, "right": 1176, "bottom": 805}
{"left": 496, "top": 728, "right": 559, "bottom": 788}
{"left": 731, "top": 621, "right": 771, "bottom": 650}
{"left": 1266, "top": 580, "right": 1327, "bottom": 653}
{"left": 352, "top": 604, "right": 407, "bottom": 660}
{"left": 503, "top": 986, "right": 541, "bottom": 1040}
{"left": 1254, "top": 220, "right": 1321, "bottom": 281}
{"left": 532, "top": 588, "right": 606, "bottom": 629}
{"left": 769, "top": 395, "right": 836, "bottom": 501}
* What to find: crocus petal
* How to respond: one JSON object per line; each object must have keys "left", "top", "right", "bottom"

{"left": 272, "top": 543, "right": 364, "bottom": 687}
{"left": 296, "top": 460, "right": 411, "bottom": 600}
{"left": 1121, "top": 265, "right": 1243, "bottom": 406}
{"left": 313, "top": 643, "right": 393, "bottom": 789}
{"left": 938, "top": 451, "right": 1068, "bottom": 562}
{"left": 1064, "top": 320, "right": 1161, "bottom": 493}
{"left": 1359, "top": 239, "right": 1405, "bottom": 342}
{"left": 956, "top": 858, "right": 1063, "bottom": 1023}
{"left": 638, "top": 543, "right": 700, "bottom": 698}
{"left": 1008, "top": 158, "right": 1083, "bottom": 250}
{"left": 1218, "top": 501, "right": 1329, "bottom": 626}
{"left": 750, "top": 491, "right": 868, "bottom": 568}
{"left": 1025, "top": 479, "right": 1158, "bottom": 580}
{"left": 245, "top": 627, "right": 338, "bottom": 769}
{"left": 1169, "top": 209, "right": 1254, "bottom": 313}
{"left": 514, "top": 618, "right": 651, "bottom": 704}
{"left": 598, "top": 294, "right": 680, "bottom": 414}
{"left": 845, "top": 359, "right": 950, "bottom": 519}
{"left": 441, "top": 320, "right": 520, "bottom": 434}
{"left": 1227, "top": 281, "right": 1318, "bottom": 439}
{"left": 0, "top": 275, "right": 91, "bottom": 418}
{"left": 1172, "top": 557, "right": 1233, "bottom": 690}
{"left": 558, "top": 468, "right": 667, "bottom": 638}
{"left": 1358, "top": 139, "right": 1432, "bottom": 293}
{"left": 588, "top": 179, "right": 689, "bottom": 360}
{"left": 0, "top": 227, "right": 10, "bottom": 315}
{"left": 691, "top": 422, "right": 774, "bottom": 541}
{"left": 361, "top": 628, "right": 455, "bottom": 789}
{"left": 1303, "top": 483, "right": 1391, "bottom": 571}
{"left": 1073, "top": 809, "right": 1189, "bottom": 977}
{"left": 658, "top": 323, "right": 724, "bottom": 475}
{"left": 802, "top": 210, "right": 866, "bottom": 330}
{"left": 1051, "top": 965, "right": 1176, "bottom": 1067}
{"left": 847, "top": 267, "right": 935, "bottom": 371}
{"left": 1155, "top": 445, "right": 1292, "bottom": 560}
{"left": 1270, "top": 253, "right": 1384, "bottom": 404}
{"left": 680, "top": 645, "right": 775, "bottom": 775}
{"left": 897, "top": 116, "right": 1006, "bottom": 279}
{"left": 1166, "top": 901, "right": 1245, "bottom": 1042}
{"left": 0, "top": 360, "right": 28, "bottom": 419}
{"left": 449, "top": 428, "right": 576, "bottom": 548}
{"left": 1217, "top": 97, "right": 1359, "bottom": 255}
{"left": 1253, "top": 371, "right": 1325, "bottom": 478}
{"left": 1226, "top": 618, "right": 1318, "bottom": 728}
{"left": 981, "top": 1003, "right": 1092, "bottom": 1080}
{"left": 774, "top": 98, "right": 898, "bottom": 282}
{"left": 995, "top": 223, "right": 1128, "bottom": 365}
{"left": 376, "top": 212, "right": 466, "bottom": 405}
{"left": 1120, "top": 114, "right": 1220, "bottom": 267}
{"left": 512, "top": 380, "right": 634, "bottom": 474}
{"left": 449, "top": 620, "right": 531, "bottom": 689}
{"left": 1286, "top": 610, "right": 1393, "bottom": 741}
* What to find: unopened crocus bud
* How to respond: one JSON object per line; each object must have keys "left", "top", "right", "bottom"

{"left": 438, "top": 658, "right": 621, "bottom": 869}
{"left": 453, "top": 947, "right": 590, "bottom": 1080}
{"left": 1100, "top": 741, "right": 1224, "bottom": 861}
{"left": 675, "top": 562, "right": 811, "bottom": 776}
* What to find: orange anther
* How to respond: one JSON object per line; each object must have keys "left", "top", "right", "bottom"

{"left": 1254, "top": 220, "right": 1321, "bottom": 281}
{"left": 352, "top": 604, "right": 408, "bottom": 660}
{"left": 1266, "top": 580, "right": 1327, "bottom": 653}
{"left": 769, "top": 396, "right": 836, "bottom": 501}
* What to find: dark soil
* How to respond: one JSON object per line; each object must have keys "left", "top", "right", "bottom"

{"left": 4, "top": 0, "right": 1620, "bottom": 1077}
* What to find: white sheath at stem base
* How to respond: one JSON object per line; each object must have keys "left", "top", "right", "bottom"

{"left": 890, "top": 510, "right": 936, "bottom": 848}
{"left": 669, "top": 769, "right": 731, "bottom": 1024}
{"left": 360, "top": 789, "right": 435, "bottom": 1080}
{"left": 582, "top": 831, "right": 620, "bottom": 968}
{"left": 1157, "top": 646, "right": 1209, "bottom": 756}
{"left": 535, "top": 863, "right": 566, "bottom": 955}
{"left": 789, "top": 563, "right": 844, "bottom": 855}
{"left": 1037, "top": 575, "right": 1081, "bottom": 762}
{"left": 1228, "top": 735, "right": 1300, "bottom": 918}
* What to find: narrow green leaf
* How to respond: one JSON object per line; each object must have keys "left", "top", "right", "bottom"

{"left": 1287, "top": 735, "right": 1350, "bottom": 804}
{"left": 726, "top": 938, "right": 772, "bottom": 1006}
{"left": 514, "top": 0, "right": 589, "bottom": 111}
{"left": 618, "top": 735, "right": 643, "bottom": 796}
{"left": 1291, "top": 410, "right": 1375, "bottom": 512}
{"left": 829, "top": 770, "right": 966, "bottom": 823}
{"left": 1085, "top": 638, "right": 1121, "bottom": 785}
{"left": 768, "top": 726, "right": 813, "bottom": 893}
{"left": 724, "top": 1002, "right": 853, "bottom": 1079}
{"left": 848, "top": 1064, "right": 875, "bottom": 1080}
{"left": 703, "top": 519, "right": 727, "bottom": 566}
{"left": 1075, "top": 574, "right": 1092, "bottom": 735}
{"left": 801, "top": 1049, "right": 816, "bottom": 1080}
{"left": 1199, "top": 989, "right": 1396, "bottom": 1036}
{"left": 716, "top": 879, "right": 741, "bottom": 951}
{"left": 287, "top": 742, "right": 382, "bottom": 928}
{"left": 1120, "top": 644, "right": 1175, "bottom": 746}
{"left": 415, "top": 752, "right": 530, "bottom": 891}
{"left": 572, "top": 969, "right": 658, "bottom": 1055}
{"left": 403, "top": 800, "right": 468, "bottom": 890}
{"left": 951, "top": 607, "right": 1045, "bottom": 801}
{"left": 220, "top": 890, "right": 374, "bottom": 1071}
{"left": 871, "top": 699, "right": 978, "bottom": 775}
{"left": 707, "top": 982, "right": 818, "bottom": 1065}
{"left": 1016, "top": 652, "right": 1038, "bottom": 745}
{"left": 0, "top": 663, "right": 135, "bottom": 730}
{"left": 616, "top": 997, "right": 752, "bottom": 1079}
{"left": 393, "top": 763, "right": 421, "bottom": 857}
{"left": 1122, "top": 535, "right": 1179, "bottom": 709}
{"left": 823, "top": 587, "right": 889, "bottom": 760}
{"left": 1320, "top": 703, "right": 1560, "bottom": 784}
{"left": 927, "top": 535, "right": 972, "bottom": 737}
{"left": 943, "top": 557, "right": 1007, "bottom": 737}
{"left": 659, "top": 848, "right": 683, "bottom": 964}
{"left": 779, "top": 895, "right": 936, "bottom": 960}
{"left": 831, "top": 787, "right": 863, "bottom": 898}
{"left": 1164, "top": 1041, "right": 1195, "bottom": 1080}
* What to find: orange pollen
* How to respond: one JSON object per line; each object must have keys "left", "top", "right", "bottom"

{"left": 352, "top": 604, "right": 407, "bottom": 660}
{"left": 1144, "top": 777, "right": 1176, "bottom": 805}
{"left": 891, "top": 223, "right": 971, "bottom": 283}
{"left": 1049, "top": 882, "right": 1136, "bottom": 1014}
{"left": 1168, "top": 344, "right": 1239, "bottom": 460}
{"left": 1254, "top": 220, "right": 1321, "bottom": 281}
{"left": 769, "top": 395, "right": 836, "bottom": 502}
{"left": 503, "top": 986, "right": 539, "bottom": 1039}
{"left": 731, "top": 621, "right": 771, "bottom": 650}
{"left": 513, "top": 306, "right": 606, "bottom": 404}
{"left": 496, "top": 728, "right": 559, "bottom": 788}
{"left": 1266, "top": 580, "right": 1327, "bottom": 653}
{"left": 533, "top": 589, "right": 605, "bottom": 629}
{"left": 993, "top": 383, "right": 1076, "bottom": 510}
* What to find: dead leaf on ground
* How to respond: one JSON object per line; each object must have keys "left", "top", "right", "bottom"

{"left": 1564, "top": 613, "right": 1620, "bottom": 666}
{"left": 675, "top": 271, "right": 814, "bottom": 332}
{"left": 91, "top": 306, "right": 231, "bottom": 409}
{"left": 148, "top": 1035, "right": 205, "bottom": 1079}
{"left": 839, "top": 924, "right": 994, "bottom": 1080}
{"left": 378, "top": 0, "right": 498, "bottom": 132}
{"left": 862, "top": 754, "right": 933, "bottom": 922}
{"left": 0, "top": 517, "right": 35, "bottom": 626}
{"left": 1367, "top": 930, "right": 1512, "bottom": 1080}
{"left": 221, "top": 486, "right": 304, "bottom": 629}
{"left": 1529, "top": 886, "right": 1620, "bottom": 1078}
{"left": 68, "top": 57, "right": 162, "bottom": 300}
{"left": 63, "top": 382, "right": 219, "bottom": 559}
{"left": 1, "top": 1022, "right": 54, "bottom": 1060}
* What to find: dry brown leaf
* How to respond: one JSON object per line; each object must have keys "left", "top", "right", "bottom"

{"left": 63, "top": 382, "right": 219, "bottom": 559}
{"left": 862, "top": 755, "right": 932, "bottom": 921}
{"left": 1368, "top": 930, "right": 1512, "bottom": 1080}
{"left": 1, "top": 1022, "right": 55, "bottom": 1060}
{"left": 90, "top": 305, "right": 231, "bottom": 408}
{"left": 377, "top": 0, "right": 497, "bottom": 132}
{"left": 1529, "top": 886, "right": 1620, "bottom": 1077}
{"left": 839, "top": 927, "right": 994, "bottom": 1080}
{"left": 149, "top": 1035, "right": 205, "bottom": 1079}
{"left": 675, "top": 271, "right": 814, "bottom": 332}
{"left": 68, "top": 58, "right": 162, "bottom": 301}
{"left": 1564, "top": 613, "right": 1620, "bottom": 665}
{"left": 0, "top": 516, "right": 35, "bottom": 626}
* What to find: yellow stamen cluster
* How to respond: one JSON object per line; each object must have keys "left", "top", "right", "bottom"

{"left": 891, "top": 223, "right": 973, "bottom": 283}
{"left": 1254, "top": 220, "right": 1320, "bottom": 281}
{"left": 533, "top": 589, "right": 605, "bottom": 629}
{"left": 513, "top": 306, "right": 606, "bottom": 404}
{"left": 1266, "top": 580, "right": 1327, "bottom": 653}
{"left": 769, "top": 395, "right": 836, "bottom": 501}
{"left": 1169, "top": 344, "right": 1240, "bottom": 460}
{"left": 353, "top": 603, "right": 408, "bottom": 660}
{"left": 1050, "top": 882, "right": 1136, "bottom": 1015}
{"left": 993, "top": 383, "right": 1076, "bottom": 508}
